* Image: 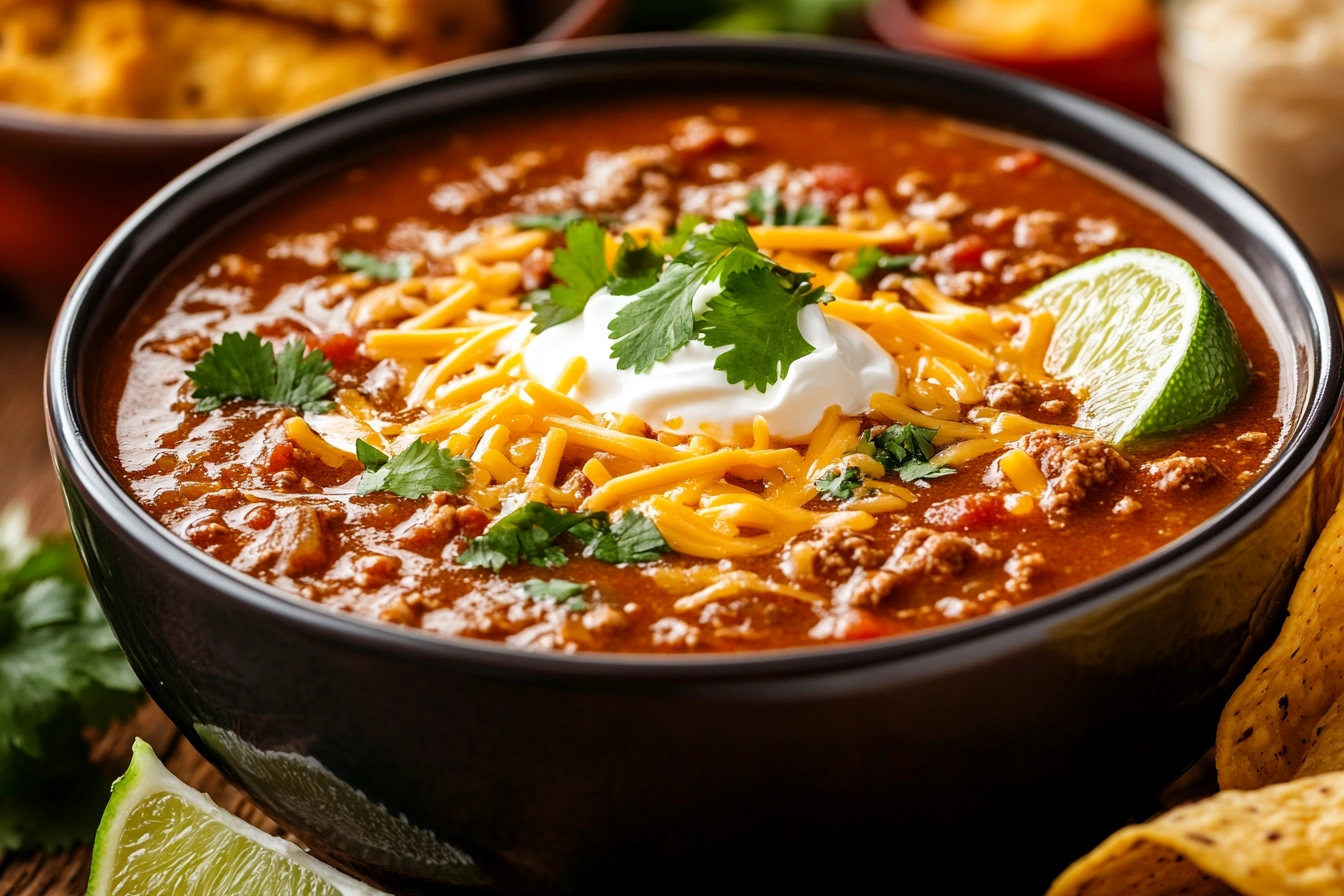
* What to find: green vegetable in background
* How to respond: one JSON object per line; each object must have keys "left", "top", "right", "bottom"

{"left": 0, "top": 508, "right": 143, "bottom": 853}
{"left": 624, "top": 0, "right": 870, "bottom": 34}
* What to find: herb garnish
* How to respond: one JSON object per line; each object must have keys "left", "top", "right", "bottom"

{"left": 746, "top": 184, "right": 832, "bottom": 226}
{"left": 856, "top": 424, "right": 956, "bottom": 483}
{"left": 186, "top": 332, "right": 336, "bottom": 413}
{"left": 457, "top": 502, "right": 669, "bottom": 571}
{"left": 514, "top": 210, "right": 589, "bottom": 232}
{"left": 849, "top": 246, "right": 919, "bottom": 282}
{"left": 355, "top": 439, "right": 471, "bottom": 499}
{"left": 814, "top": 466, "right": 865, "bottom": 501}
{"left": 0, "top": 509, "right": 142, "bottom": 851}
{"left": 609, "top": 219, "right": 831, "bottom": 389}
{"left": 531, "top": 219, "right": 612, "bottom": 333}
{"left": 519, "top": 579, "right": 588, "bottom": 612}
{"left": 335, "top": 249, "right": 413, "bottom": 282}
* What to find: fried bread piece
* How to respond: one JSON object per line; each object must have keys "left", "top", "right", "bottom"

{"left": 210, "top": 0, "right": 508, "bottom": 54}
{"left": 0, "top": 0, "right": 495, "bottom": 119}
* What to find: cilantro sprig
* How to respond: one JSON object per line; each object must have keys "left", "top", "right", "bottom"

{"left": 355, "top": 439, "right": 471, "bottom": 499}
{"left": 519, "top": 579, "right": 588, "bottom": 612}
{"left": 514, "top": 210, "right": 589, "bottom": 232}
{"left": 0, "top": 509, "right": 143, "bottom": 851}
{"left": 814, "top": 466, "right": 865, "bottom": 501}
{"left": 530, "top": 220, "right": 670, "bottom": 334}
{"left": 456, "top": 502, "right": 669, "bottom": 571}
{"left": 849, "top": 246, "right": 918, "bottom": 282}
{"left": 186, "top": 332, "right": 336, "bottom": 414}
{"left": 856, "top": 424, "right": 955, "bottom": 483}
{"left": 746, "top": 184, "right": 832, "bottom": 226}
{"left": 335, "top": 249, "right": 413, "bottom": 282}
{"left": 609, "top": 219, "right": 830, "bottom": 388}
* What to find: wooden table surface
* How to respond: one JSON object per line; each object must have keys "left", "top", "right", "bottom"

{"left": 0, "top": 305, "right": 293, "bottom": 896}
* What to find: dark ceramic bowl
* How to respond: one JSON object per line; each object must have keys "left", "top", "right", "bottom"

{"left": 0, "top": 0, "right": 623, "bottom": 312}
{"left": 47, "top": 36, "right": 1343, "bottom": 894}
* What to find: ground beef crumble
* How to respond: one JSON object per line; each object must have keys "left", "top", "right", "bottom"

{"left": 1143, "top": 455, "right": 1222, "bottom": 492}
{"left": 842, "top": 528, "right": 1000, "bottom": 606}
{"left": 1018, "top": 431, "right": 1128, "bottom": 516}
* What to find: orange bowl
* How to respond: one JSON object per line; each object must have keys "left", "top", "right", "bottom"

{"left": 867, "top": 0, "right": 1165, "bottom": 122}
{"left": 0, "top": 0, "right": 624, "bottom": 314}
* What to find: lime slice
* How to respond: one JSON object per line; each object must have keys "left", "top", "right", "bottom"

{"left": 1018, "top": 248, "right": 1251, "bottom": 445}
{"left": 88, "top": 739, "right": 387, "bottom": 896}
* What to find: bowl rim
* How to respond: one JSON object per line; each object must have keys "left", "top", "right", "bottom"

{"left": 47, "top": 33, "right": 1344, "bottom": 682}
{"left": 0, "top": 0, "right": 624, "bottom": 147}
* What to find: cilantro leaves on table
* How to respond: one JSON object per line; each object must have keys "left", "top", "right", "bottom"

{"left": 856, "top": 424, "right": 956, "bottom": 483}
{"left": 513, "top": 210, "right": 589, "bottom": 232}
{"left": 0, "top": 508, "right": 143, "bottom": 852}
{"left": 335, "top": 249, "right": 413, "bottom": 282}
{"left": 355, "top": 439, "right": 471, "bottom": 499}
{"left": 531, "top": 219, "right": 613, "bottom": 333}
{"left": 696, "top": 266, "right": 829, "bottom": 392}
{"left": 814, "top": 466, "right": 865, "bottom": 501}
{"left": 456, "top": 502, "right": 669, "bottom": 571}
{"left": 518, "top": 579, "right": 588, "bottom": 612}
{"left": 186, "top": 332, "right": 336, "bottom": 414}
{"left": 849, "top": 246, "right": 919, "bottom": 282}
{"left": 745, "top": 184, "right": 832, "bottom": 226}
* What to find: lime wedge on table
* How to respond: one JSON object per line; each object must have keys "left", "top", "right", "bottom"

{"left": 1018, "top": 248, "right": 1251, "bottom": 445}
{"left": 88, "top": 739, "right": 386, "bottom": 896}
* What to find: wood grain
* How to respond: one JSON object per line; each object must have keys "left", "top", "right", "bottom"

{"left": 0, "top": 306, "right": 289, "bottom": 896}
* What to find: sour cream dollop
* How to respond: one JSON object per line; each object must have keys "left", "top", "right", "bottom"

{"left": 522, "top": 286, "right": 900, "bottom": 442}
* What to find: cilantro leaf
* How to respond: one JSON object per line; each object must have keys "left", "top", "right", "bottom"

{"left": 0, "top": 509, "right": 143, "bottom": 852}
{"left": 849, "top": 247, "right": 919, "bottom": 281}
{"left": 519, "top": 579, "right": 588, "bottom": 612}
{"left": 897, "top": 461, "right": 956, "bottom": 483}
{"left": 456, "top": 502, "right": 595, "bottom": 571}
{"left": 186, "top": 332, "right": 336, "bottom": 413}
{"left": 609, "top": 234, "right": 664, "bottom": 296}
{"left": 696, "top": 266, "right": 830, "bottom": 392}
{"left": 814, "top": 466, "right": 865, "bottom": 500}
{"left": 531, "top": 219, "right": 611, "bottom": 334}
{"left": 746, "top": 184, "right": 832, "bottom": 226}
{"left": 662, "top": 214, "right": 705, "bottom": 257}
{"left": 514, "top": 210, "right": 588, "bottom": 232}
{"left": 456, "top": 503, "right": 669, "bottom": 570}
{"left": 607, "top": 261, "right": 704, "bottom": 373}
{"left": 856, "top": 424, "right": 954, "bottom": 483}
{"left": 335, "top": 249, "right": 413, "bottom": 282}
{"left": 571, "top": 511, "right": 670, "bottom": 564}
{"left": 355, "top": 438, "right": 470, "bottom": 499}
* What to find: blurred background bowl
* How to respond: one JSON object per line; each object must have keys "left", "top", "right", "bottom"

{"left": 0, "top": 0, "right": 623, "bottom": 314}
{"left": 867, "top": 0, "right": 1165, "bottom": 121}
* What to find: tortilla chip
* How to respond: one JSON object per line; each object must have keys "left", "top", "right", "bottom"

{"left": 1047, "top": 771, "right": 1344, "bottom": 896}
{"left": 1296, "top": 694, "right": 1344, "bottom": 779}
{"left": 1215, "top": 488, "right": 1344, "bottom": 790}
{"left": 210, "top": 0, "right": 509, "bottom": 56}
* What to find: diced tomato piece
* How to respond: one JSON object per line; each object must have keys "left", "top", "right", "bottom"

{"left": 457, "top": 506, "right": 490, "bottom": 538}
{"left": 946, "top": 235, "right": 987, "bottom": 270}
{"left": 318, "top": 332, "right": 359, "bottom": 365}
{"left": 245, "top": 505, "right": 275, "bottom": 530}
{"left": 834, "top": 608, "right": 885, "bottom": 642}
{"left": 267, "top": 443, "right": 294, "bottom": 473}
{"left": 811, "top": 163, "right": 865, "bottom": 197}
{"left": 996, "top": 151, "right": 1044, "bottom": 174}
{"left": 924, "top": 493, "right": 1009, "bottom": 529}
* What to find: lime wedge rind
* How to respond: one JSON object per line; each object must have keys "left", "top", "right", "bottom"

{"left": 87, "top": 739, "right": 387, "bottom": 896}
{"left": 1019, "top": 248, "right": 1251, "bottom": 445}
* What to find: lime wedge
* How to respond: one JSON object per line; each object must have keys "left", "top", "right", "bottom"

{"left": 1018, "top": 248, "right": 1251, "bottom": 445}
{"left": 88, "top": 739, "right": 387, "bottom": 896}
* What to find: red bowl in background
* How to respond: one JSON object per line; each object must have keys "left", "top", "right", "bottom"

{"left": 0, "top": 0, "right": 624, "bottom": 313}
{"left": 868, "top": 0, "right": 1165, "bottom": 122}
